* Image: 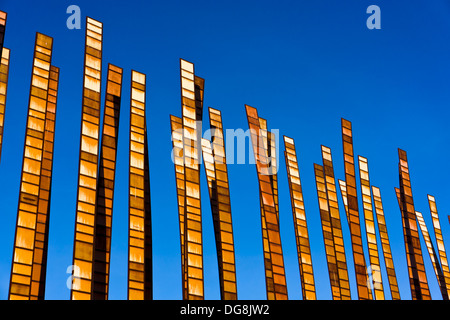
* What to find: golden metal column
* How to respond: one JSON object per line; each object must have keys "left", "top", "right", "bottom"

{"left": 92, "top": 64, "right": 123, "bottom": 300}
{"left": 313, "top": 163, "right": 341, "bottom": 299}
{"left": 201, "top": 107, "right": 238, "bottom": 300}
{"left": 245, "top": 105, "right": 288, "bottom": 300}
{"left": 340, "top": 119, "right": 372, "bottom": 300}
{"left": 371, "top": 186, "right": 401, "bottom": 300}
{"left": 170, "top": 65, "right": 205, "bottom": 299}
{"left": 180, "top": 59, "right": 204, "bottom": 300}
{"left": 258, "top": 117, "right": 276, "bottom": 300}
{"left": 0, "top": 46, "right": 9, "bottom": 162}
{"left": 30, "top": 66, "right": 59, "bottom": 300}
{"left": 321, "top": 146, "right": 351, "bottom": 299}
{"left": 9, "top": 33, "right": 53, "bottom": 300}
{"left": 170, "top": 115, "right": 187, "bottom": 299}
{"left": 128, "top": 70, "right": 152, "bottom": 300}
{"left": 71, "top": 17, "right": 103, "bottom": 300}
{"left": 338, "top": 178, "right": 373, "bottom": 300}
{"left": 283, "top": 136, "right": 316, "bottom": 300}
{"left": 415, "top": 210, "right": 448, "bottom": 300}
{"left": 427, "top": 195, "right": 450, "bottom": 297}
{"left": 358, "top": 156, "right": 384, "bottom": 299}
{"left": 397, "top": 149, "right": 431, "bottom": 300}
{"left": 394, "top": 188, "right": 445, "bottom": 299}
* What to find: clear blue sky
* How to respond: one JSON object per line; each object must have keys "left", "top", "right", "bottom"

{"left": 1, "top": 0, "right": 450, "bottom": 300}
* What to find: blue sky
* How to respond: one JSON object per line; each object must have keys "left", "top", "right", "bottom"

{"left": 1, "top": 0, "right": 450, "bottom": 300}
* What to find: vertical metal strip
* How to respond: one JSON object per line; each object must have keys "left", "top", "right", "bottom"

{"left": 180, "top": 59, "right": 204, "bottom": 300}
{"left": 358, "top": 156, "right": 384, "bottom": 299}
{"left": 0, "top": 47, "right": 10, "bottom": 162}
{"left": 371, "top": 186, "right": 401, "bottom": 300}
{"left": 415, "top": 210, "right": 448, "bottom": 300}
{"left": 245, "top": 105, "right": 288, "bottom": 300}
{"left": 397, "top": 149, "right": 431, "bottom": 300}
{"left": 283, "top": 136, "right": 316, "bottom": 300}
{"left": 257, "top": 117, "right": 275, "bottom": 299}
{"left": 341, "top": 118, "right": 372, "bottom": 300}
{"left": 201, "top": 107, "right": 238, "bottom": 300}
{"left": 394, "top": 188, "right": 444, "bottom": 299}
{"left": 143, "top": 125, "right": 152, "bottom": 300}
{"left": 9, "top": 33, "right": 53, "bottom": 300}
{"left": 30, "top": 65, "right": 59, "bottom": 300}
{"left": 339, "top": 178, "right": 374, "bottom": 299}
{"left": 321, "top": 146, "right": 351, "bottom": 299}
{"left": 313, "top": 163, "right": 341, "bottom": 299}
{"left": 170, "top": 115, "right": 187, "bottom": 299}
{"left": 92, "top": 64, "right": 123, "bottom": 300}
{"left": 71, "top": 17, "right": 103, "bottom": 300}
{"left": 427, "top": 195, "right": 450, "bottom": 298}
{"left": 128, "top": 70, "right": 152, "bottom": 300}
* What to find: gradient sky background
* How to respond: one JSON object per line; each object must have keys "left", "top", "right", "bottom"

{"left": 1, "top": 0, "right": 450, "bottom": 300}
